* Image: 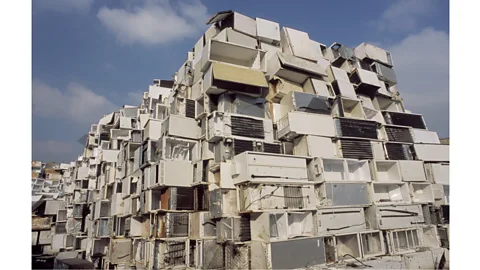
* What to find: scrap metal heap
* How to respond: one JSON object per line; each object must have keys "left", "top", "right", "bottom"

{"left": 32, "top": 10, "right": 450, "bottom": 269}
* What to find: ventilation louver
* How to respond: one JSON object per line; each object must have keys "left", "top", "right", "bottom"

{"left": 336, "top": 118, "right": 378, "bottom": 139}
{"left": 385, "top": 143, "right": 412, "bottom": 160}
{"left": 230, "top": 116, "right": 265, "bottom": 139}
{"left": 338, "top": 139, "right": 373, "bottom": 159}
{"left": 385, "top": 126, "right": 414, "bottom": 143}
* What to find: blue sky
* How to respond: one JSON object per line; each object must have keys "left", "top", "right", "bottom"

{"left": 32, "top": 0, "right": 450, "bottom": 162}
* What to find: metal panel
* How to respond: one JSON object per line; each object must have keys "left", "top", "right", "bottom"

{"left": 270, "top": 237, "right": 326, "bottom": 269}
{"left": 412, "top": 144, "right": 449, "bottom": 162}
{"left": 323, "top": 182, "right": 371, "bottom": 207}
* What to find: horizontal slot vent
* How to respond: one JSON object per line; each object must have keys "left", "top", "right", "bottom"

{"left": 239, "top": 216, "right": 251, "bottom": 241}
{"left": 231, "top": 116, "right": 265, "bottom": 139}
{"left": 233, "top": 139, "right": 254, "bottom": 155}
{"left": 339, "top": 139, "right": 373, "bottom": 159}
{"left": 385, "top": 143, "right": 411, "bottom": 160}
{"left": 385, "top": 126, "right": 414, "bottom": 143}
{"left": 263, "top": 143, "right": 283, "bottom": 154}
{"left": 336, "top": 118, "right": 378, "bottom": 139}
{"left": 384, "top": 112, "right": 426, "bottom": 129}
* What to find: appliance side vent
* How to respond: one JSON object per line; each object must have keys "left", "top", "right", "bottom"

{"left": 284, "top": 186, "right": 304, "bottom": 209}
{"left": 339, "top": 139, "right": 374, "bottom": 159}
{"left": 385, "top": 143, "right": 411, "bottom": 160}
{"left": 384, "top": 112, "right": 427, "bottom": 129}
{"left": 185, "top": 99, "right": 196, "bottom": 119}
{"left": 230, "top": 116, "right": 265, "bottom": 139}
{"left": 337, "top": 118, "right": 378, "bottom": 139}
{"left": 385, "top": 126, "right": 414, "bottom": 143}
{"left": 263, "top": 143, "right": 283, "bottom": 154}
{"left": 233, "top": 139, "right": 255, "bottom": 156}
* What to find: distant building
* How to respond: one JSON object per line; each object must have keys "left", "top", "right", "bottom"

{"left": 440, "top": 138, "right": 450, "bottom": 145}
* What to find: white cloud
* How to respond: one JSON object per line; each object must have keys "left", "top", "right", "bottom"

{"left": 386, "top": 28, "right": 449, "bottom": 136}
{"left": 32, "top": 80, "right": 118, "bottom": 125}
{"left": 375, "top": 0, "right": 436, "bottom": 32}
{"left": 126, "top": 91, "right": 144, "bottom": 106}
{"left": 34, "top": 0, "right": 94, "bottom": 14}
{"left": 32, "top": 140, "right": 83, "bottom": 163}
{"left": 97, "top": 0, "right": 209, "bottom": 46}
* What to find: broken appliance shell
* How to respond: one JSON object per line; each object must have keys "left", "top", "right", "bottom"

{"left": 410, "top": 183, "right": 435, "bottom": 203}
{"left": 411, "top": 129, "right": 441, "bottom": 144}
{"left": 372, "top": 182, "right": 411, "bottom": 205}
{"left": 147, "top": 160, "right": 194, "bottom": 188}
{"left": 207, "top": 111, "right": 274, "bottom": 143}
{"left": 267, "top": 52, "right": 327, "bottom": 84}
{"left": 383, "top": 111, "right": 427, "bottom": 129}
{"left": 316, "top": 207, "right": 367, "bottom": 235}
{"left": 398, "top": 160, "right": 427, "bottom": 182}
{"left": 307, "top": 158, "right": 372, "bottom": 182}
{"left": 385, "top": 228, "right": 422, "bottom": 255}
{"left": 277, "top": 111, "right": 335, "bottom": 141}
{"left": 359, "top": 230, "right": 386, "bottom": 258}
{"left": 354, "top": 42, "right": 393, "bottom": 67}
{"left": 293, "top": 136, "right": 336, "bottom": 158}
{"left": 372, "top": 160, "right": 402, "bottom": 183}
{"left": 161, "top": 114, "right": 201, "bottom": 140}
{"left": 238, "top": 183, "right": 316, "bottom": 212}
{"left": 209, "top": 188, "right": 238, "bottom": 219}
{"left": 424, "top": 163, "right": 449, "bottom": 185}
{"left": 302, "top": 78, "right": 335, "bottom": 99}
{"left": 279, "top": 91, "right": 332, "bottom": 119}
{"left": 280, "top": 27, "right": 318, "bottom": 62}
{"left": 412, "top": 144, "right": 449, "bottom": 162}
{"left": 200, "top": 39, "right": 266, "bottom": 72}
{"left": 231, "top": 151, "right": 309, "bottom": 184}
{"left": 365, "top": 204, "right": 424, "bottom": 230}
{"left": 331, "top": 97, "right": 366, "bottom": 119}
{"left": 349, "top": 68, "right": 382, "bottom": 98}
{"left": 190, "top": 211, "right": 216, "bottom": 239}
{"left": 216, "top": 216, "right": 251, "bottom": 242}
{"left": 203, "top": 62, "right": 268, "bottom": 97}
{"left": 316, "top": 182, "right": 372, "bottom": 208}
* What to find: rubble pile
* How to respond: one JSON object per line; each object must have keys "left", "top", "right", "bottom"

{"left": 32, "top": 10, "right": 449, "bottom": 269}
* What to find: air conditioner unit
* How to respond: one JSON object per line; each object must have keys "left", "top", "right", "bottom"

{"left": 194, "top": 239, "right": 225, "bottom": 269}
{"left": 424, "top": 163, "right": 449, "bottom": 185}
{"left": 267, "top": 52, "right": 327, "bottom": 85}
{"left": 190, "top": 211, "right": 216, "bottom": 239}
{"left": 365, "top": 204, "right": 424, "bottom": 230}
{"left": 336, "top": 139, "right": 374, "bottom": 159}
{"left": 157, "top": 212, "right": 190, "bottom": 238}
{"left": 253, "top": 237, "right": 326, "bottom": 270}
{"left": 280, "top": 27, "right": 318, "bottom": 62}
{"left": 238, "top": 183, "right": 316, "bottom": 212}
{"left": 214, "top": 138, "right": 282, "bottom": 163}
{"left": 385, "top": 228, "right": 421, "bottom": 255}
{"left": 383, "top": 111, "right": 426, "bottom": 129}
{"left": 207, "top": 112, "right": 274, "bottom": 143}
{"left": 148, "top": 160, "right": 194, "bottom": 188}
{"left": 159, "top": 187, "right": 194, "bottom": 211}
{"left": 411, "top": 129, "right": 440, "bottom": 144}
{"left": 410, "top": 183, "right": 435, "bottom": 203}
{"left": 170, "top": 96, "right": 196, "bottom": 119}
{"left": 411, "top": 144, "right": 449, "bottom": 162}
{"left": 195, "top": 93, "right": 216, "bottom": 120}
{"left": 331, "top": 79, "right": 358, "bottom": 99}
{"left": 256, "top": 17, "right": 280, "bottom": 44}
{"left": 207, "top": 11, "right": 256, "bottom": 37}
{"left": 143, "top": 119, "right": 162, "bottom": 141}
{"left": 316, "top": 182, "right": 372, "bottom": 208}
{"left": 302, "top": 78, "right": 335, "bottom": 99}
{"left": 209, "top": 188, "right": 239, "bottom": 219}
{"left": 384, "top": 125, "right": 414, "bottom": 143}
{"left": 277, "top": 111, "right": 335, "bottom": 141}
{"left": 232, "top": 151, "right": 309, "bottom": 184}
{"left": 140, "top": 139, "right": 157, "bottom": 167}
{"left": 332, "top": 97, "right": 366, "bottom": 119}
{"left": 154, "top": 136, "right": 198, "bottom": 162}
{"left": 354, "top": 42, "right": 393, "bottom": 67}
{"left": 349, "top": 68, "right": 382, "bottom": 98}
{"left": 217, "top": 92, "right": 266, "bottom": 118}
{"left": 216, "top": 216, "right": 251, "bottom": 242}
{"left": 398, "top": 160, "right": 427, "bottom": 182}
{"left": 203, "top": 62, "right": 268, "bottom": 96}
{"left": 293, "top": 135, "right": 336, "bottom": 158}
{"left": 385, "top": 142, "right": 413, "bottom": 160}
{"left": 279, "top": 91, "right": 332, "bottom": 119}
{"left": 370, "top": 62, "right": 397, "bottom": 85}
{"left": 371, "top": 182, "right": 411, "bottom": 205}
{"left": 316, "top": 207, "right": 367, "bottom": 235}
{"left": 162, "top": 114, "right": 201, "bottom": 140}
{"left": 333, "top": 232, "right": 362, "bottom": 262}
{"left": 371, "top": 160, "right": 402, "bottom": 182}
{"left": 335, "top": 118, "right": 379, "bottom": 140}
{"left": 213, "top": 27, "right": 258, "bottom": 48}
{"left": 201, "top": 39, "right": 266, "bottom": 72}
{"left": 324, "top": 42, "right": 355, "bottom": 67}
{"left": 360, "top": 230, "right": 386, "bottom": 258}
